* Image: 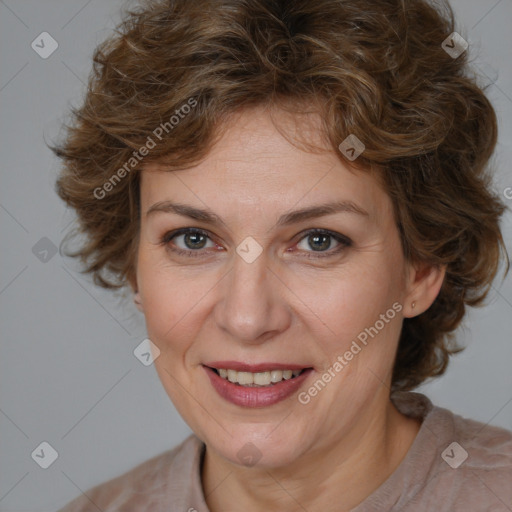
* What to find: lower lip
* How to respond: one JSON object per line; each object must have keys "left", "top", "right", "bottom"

{"left": 203, "top": 366, "right": 313, "bottom": 408}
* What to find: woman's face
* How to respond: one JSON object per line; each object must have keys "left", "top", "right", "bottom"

{"left": 135, "top": 107, "right": 418, "bottom": 468}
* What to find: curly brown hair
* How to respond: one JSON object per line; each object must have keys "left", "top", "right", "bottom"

{"left": 53, "top": 0, "right": 508, "bottom": 391}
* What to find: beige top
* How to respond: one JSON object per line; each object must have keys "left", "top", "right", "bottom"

{"left": 57, "top": 392, "right": 512, "bottom": 511}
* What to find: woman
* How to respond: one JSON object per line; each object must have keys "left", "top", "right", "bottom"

{"left": 55, "top": 0, "right": 512, "bottom": 510}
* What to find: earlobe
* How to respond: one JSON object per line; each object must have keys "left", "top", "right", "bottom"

{"left": 404, "top": 263, "right": 446, "bottom": 318}
{"left": 134, "top": 291, "right": 144, "bottom": 312}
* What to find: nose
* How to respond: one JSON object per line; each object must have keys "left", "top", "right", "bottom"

{"left": 214, "top": 250, "right": 292, "bottom": 344}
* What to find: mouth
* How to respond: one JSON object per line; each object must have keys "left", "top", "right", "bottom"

{"left": 202, "top": 362, "right": 314, "bottom": 408}
{"left": 208, "top": 367, "right": 307, "bottom": 387}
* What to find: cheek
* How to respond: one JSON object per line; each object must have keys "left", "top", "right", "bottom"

{"left": 136, "top": 249, "right": 186, "bottom": 345}
{"left": 291, "top": 257, "right": 404, "bottom": 348}
{"left": 142, "top": 279, "right": 200, "bottom": 349}
{"left": 136, "top": 247, "right": 220, "bottom": 357}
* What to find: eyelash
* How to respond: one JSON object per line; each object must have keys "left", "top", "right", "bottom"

{"left": 160, "top": 228, "right": 352, "bottom": 259}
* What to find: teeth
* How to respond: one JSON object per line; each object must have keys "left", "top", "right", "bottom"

{"left": 254, "top": 371, "right": 271, "bottom": 385}
{"left": 215, "top": 368, "right": 304, "bottom": 386}
{"left": 237, "top": 371, "right": 254, "bottom": 385}
{"left": 270, "top": 370, "right": 283, "bottom": 383}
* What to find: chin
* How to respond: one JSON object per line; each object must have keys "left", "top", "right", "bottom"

{"left": 204, "top": 423, "right": 310, "bottom": 469}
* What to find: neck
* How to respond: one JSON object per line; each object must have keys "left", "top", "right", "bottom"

{"left": 201, "top": 397, "right": 421, "bottom": 512}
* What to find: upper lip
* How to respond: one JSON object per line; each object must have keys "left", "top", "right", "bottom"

{"left": 204, "top": 361, "right": 311, "bottom": 372}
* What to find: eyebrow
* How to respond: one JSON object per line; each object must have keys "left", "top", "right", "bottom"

{"left": 146, "top": 200, "right": 369, "bottom": 227}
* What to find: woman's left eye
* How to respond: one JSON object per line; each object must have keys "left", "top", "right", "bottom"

{"left": 294, "top": 229, "right": 351, "bottom": 258}
{"left": 161, "top": 228, "right": 351, "bottom": 259}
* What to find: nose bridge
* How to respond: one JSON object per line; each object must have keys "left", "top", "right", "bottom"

{"left": 214, "top": 249, "right": 290, "bottom": 342}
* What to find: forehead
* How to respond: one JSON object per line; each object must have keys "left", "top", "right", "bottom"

{"left": 140, "top": 107, "right": 391, "bottom": 221}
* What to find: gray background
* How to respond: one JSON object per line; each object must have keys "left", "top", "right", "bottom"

{"left": 1, "top": 0, "right": 511, "bottom": 510}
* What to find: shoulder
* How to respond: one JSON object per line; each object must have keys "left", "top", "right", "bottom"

{"left": 393, "top": 392, "right": 512, "bottom": 469}
{"left": 441, "top": 406, "right": 512, "bottom": 505}
{"left": 56, "top": 434, "right": 204, "bottom": 512}
{"left": 398, "top": 392, "right": 512, "bottom": 510}
{"left": 427, "top": 397, "right": 512, "bottom": 473}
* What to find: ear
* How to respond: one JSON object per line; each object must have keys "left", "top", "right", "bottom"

{"left": 403, "top": 261, "right": 446, "bottom": 318}
{"left": 133, "top": 290, "right": 144, "bottom": 312}
{"left": 127, "top": 269, "right": 144, "bottom": 312}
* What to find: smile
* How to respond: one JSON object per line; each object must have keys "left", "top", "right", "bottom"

{"left": 203, "top": 363, "right": 314, "bottom": 408}
{"left": 213, "top": 368, "right": 304, "bottom": 386}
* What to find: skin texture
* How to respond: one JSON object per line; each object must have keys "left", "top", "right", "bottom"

{"left": 134, "top": 106, "right": 445, "bottom": 511}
